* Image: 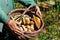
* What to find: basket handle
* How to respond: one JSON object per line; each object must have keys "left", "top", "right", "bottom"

{"left": 22, "top": 4, "right": 42, "bottom": 19}
{"left": 22, "top": 4, "right": 36, "bottom": 16}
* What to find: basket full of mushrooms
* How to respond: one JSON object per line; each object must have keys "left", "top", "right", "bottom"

{"left": 8, "top": 5, "right": 44, "bottom": 39}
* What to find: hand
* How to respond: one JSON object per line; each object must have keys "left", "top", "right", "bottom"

{"left": 6, "top": 20, "right": 24, "bottom": 35}
{"left": 35, "top": 6, "right": 42, "bottom": 18}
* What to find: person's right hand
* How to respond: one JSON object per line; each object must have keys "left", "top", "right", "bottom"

{"left": 6, "top": 20, "right": 24, "bottom": 35}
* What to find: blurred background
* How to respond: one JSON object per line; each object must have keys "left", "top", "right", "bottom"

{"left": 14, "top": 0, "right": 60, "bottom": 40}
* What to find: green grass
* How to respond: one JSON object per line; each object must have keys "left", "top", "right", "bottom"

{"left": 38, "top": 8, "right": 60, "bottom": 40}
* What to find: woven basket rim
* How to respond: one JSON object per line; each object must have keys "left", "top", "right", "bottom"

{"left": 8, "top": 9, "right": 44, "bottom": 37}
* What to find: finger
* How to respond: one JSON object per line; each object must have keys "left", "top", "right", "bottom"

{"left": 36, "top": 10, "right": 42, "bottom": 17}
{"left": 8, "top": 24, "right": 15, "bottom": 31}
{"left": 14, "top": 29, "right": 23, "bottom": 35}
{"left": 15, "top": 21, "right": 21, "bottom": 26}
{"left": 14, "top": 26, "right": 24, "bottom": 34}
{"left": 15, "top": 26, "right": 24, "bottom": 33}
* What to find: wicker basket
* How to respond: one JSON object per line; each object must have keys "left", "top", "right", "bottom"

{"left": 8, "top": 8, "right": 44, "bottom": 39}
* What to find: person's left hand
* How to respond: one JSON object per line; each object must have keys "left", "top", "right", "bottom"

{"left": 35, "top": 6, "right": 42, "bottom": 18}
